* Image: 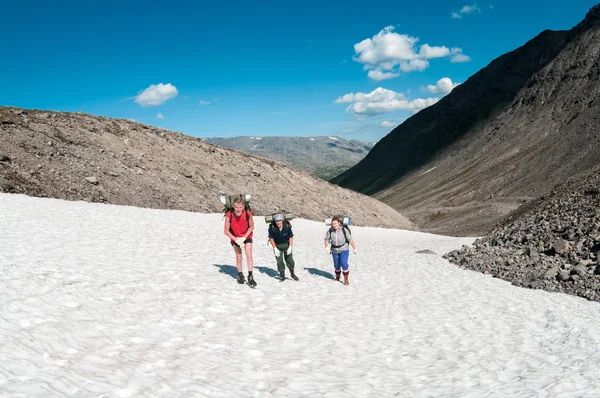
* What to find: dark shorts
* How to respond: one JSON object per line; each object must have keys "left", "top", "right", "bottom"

{"left": 231, "top": 238, "right": 253, "bottom": 246}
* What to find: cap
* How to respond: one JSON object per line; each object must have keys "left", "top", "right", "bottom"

{"left": 274, "top": 214, "right": 284, "bottom": 221}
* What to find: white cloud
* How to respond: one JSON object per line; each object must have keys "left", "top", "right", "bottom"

{"left": 380, "top": 120, "right": 398, "bottom": 128}
{"left": 199, "top": 100, "right": 211, "bottom": 105}
{"left": 452, "top": 4, "right": 482, "bottom": 19}
{"left": 399, "top": 59, "right": 429, "bottom": 72}
{"left": 426, "top": 77, "right": 460, "bottom": 95}
{"left": 334, "top": 87, "right": 439, "bottom": 118}
{"left": 134, "top": 83, "right": 178, "bottom": 107}
{"left": 156, "top": 112, "right": 164, "bottom": 120}
{"left": 461, "top": 4, "right": 481, "bottom": 13}
{"left": 367, "top": 69, "right": 400, "bottom": 81}
{"left": 334, "top": 87, "right": 405, "bottom": 104}
{"left": 352, "top": 26, "right": 469, "bottom": 80}
{"left": 450, "top": 47, "right": 471, "bottom": 62}
{"left": 419, "top": 44, "right": 451, "bottom": 58}
{"left": 451, "top": 53, "right": 472, "bottom": 63}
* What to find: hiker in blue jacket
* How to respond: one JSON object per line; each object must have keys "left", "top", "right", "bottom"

{"left": 324, "top": 215, "right": 357, "bottom": 285}
{"left": 269, "top": 213, "right": 298, "bottom": 282}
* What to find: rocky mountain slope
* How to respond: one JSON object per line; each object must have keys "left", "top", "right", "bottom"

{"left": 0, "top": 107, "right": 415, "bottom": 230}
{"left": 332, "top": 4, "right": 600, "bottom": 236}
{"left": 204, "top": 136, "right": 373, "bottom": 180}
{"left": 445, "top": 164, "right": 600, "bottom": 302}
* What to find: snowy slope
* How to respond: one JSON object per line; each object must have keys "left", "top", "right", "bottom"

{"left": 1, "top": 193, "right": 600, "bottom": 397}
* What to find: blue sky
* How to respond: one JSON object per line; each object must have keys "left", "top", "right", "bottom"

{"left": 1, "top": 0, "right": 598, "bottom": 142}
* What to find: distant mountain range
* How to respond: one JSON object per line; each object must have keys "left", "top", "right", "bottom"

{"left": 333, "top": 4, "right": 600, "bottom": 236}
{"left": 204, "top": 136, "right": 374, "bottom": 180}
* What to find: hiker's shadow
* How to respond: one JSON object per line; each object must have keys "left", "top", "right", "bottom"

{"left": 305, "top": 267, "right": 334, "bottom": 280}
{"left": 255, "top": 266, "right": 280, "bottom": 280}
{"left": 213, "top": 264, "right": 239, "bottom": 280}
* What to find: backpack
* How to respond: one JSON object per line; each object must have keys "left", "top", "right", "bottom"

{"left": 329, "top": 225, "right": 351, "bottom": 247}
{"left": 219, "top": 192, "right": 251, "bottom": 229}
{"left": 269, "top": 219, "right": 292, "bottom": 237}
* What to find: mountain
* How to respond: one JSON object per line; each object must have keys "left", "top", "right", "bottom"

{"left": 204, "top": 136, "right": 374, "bottom": 180}
{"left": 332, "top": 4, "right": 600, "bottom": 236}
{"left": 0, "top": 107, "right": 414, "bottom": 230}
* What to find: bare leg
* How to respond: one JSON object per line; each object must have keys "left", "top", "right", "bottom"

{"left": 233, "top": 245, "right": 243, "bottom": 272}
{"left": 244, "top": 243, "right": 253, "bottom": 272}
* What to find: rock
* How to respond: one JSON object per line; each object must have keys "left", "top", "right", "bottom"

{"left": 84, "top": 176, "right": 98, "bottom": 185}
{"left": 416, "top": 249, "right": 437, "bottom": 255}
{"left": 181, "top": 169, "right": 193, "bottom": 178}
{"left": 0, "top": 176, "right": 14, "bottom": 191}
{"left": 108, "top": 171, "right": 119, "bottom": 177}
{"left": 525, "top": 233, "right": 534, "bottom": 242}
{"left": 572, "top": 264, "right": 588, "bottom": 277}
{"left": 553, "top": 239, "right": 570, "bottom": 255}
{"left": 545, "top": 267, "right": 559, "bottom": 279}
{"left": 0, "top": 153, "right": 10, "bottom": 162}
{"left": 557, "top": 270, "right": 571, "bottom": 281}
{"left": 525, "top": 246, "right": 539, "bottom": 259}
{"left": 538, "top": 241, "right": 545, "bottom": 252}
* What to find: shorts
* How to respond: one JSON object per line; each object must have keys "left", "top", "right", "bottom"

{"left": 231, "top": 238, "right": 253, "bottom": 246}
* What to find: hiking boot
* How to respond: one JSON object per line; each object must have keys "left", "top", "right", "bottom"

{"left": 279, "top": 271, "right": 286, "bottom": 282}
{"left": 248, "top": 274, "right": 257, "bottom": 288}
{"left": 237, "top": 272, "right": 245, "bottom": 284}
{"left": 343, "top": 271, "right": 349, "bottom": 286}
{"left": 290, "top": 271, "right": 299, "bottom": 281}
{"left": 335, "top": 270, "right": 341, "bottom": 281}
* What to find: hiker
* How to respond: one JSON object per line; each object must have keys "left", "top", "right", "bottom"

{"left": 268, "top": 213, "right": 298, "bottom": 282}
{"left": 324, "top": 215, "right": 357, "bottom": 285}
{"left": 224, "top": 197, "right": 256, "bottom": 287}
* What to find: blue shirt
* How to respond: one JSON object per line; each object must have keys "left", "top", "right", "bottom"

{"left": 268, "top": 223, "right": 294, "bottom": 244}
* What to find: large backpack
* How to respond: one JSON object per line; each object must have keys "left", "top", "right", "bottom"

{"left": 269, "top": 219, "right": 292, "bottom": 237}
{"left": 329, "top": 225, "right": 351, "bottom": 246}
{"left": 327, "top": 216, "right": 351, "bottom": 247}
{"left": 219, "top": 192, "right": 251, "bottom": 229}
{"left": 266, "top": 212, "right": 294, "bottom": 244}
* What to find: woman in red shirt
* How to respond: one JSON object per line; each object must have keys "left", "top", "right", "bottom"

{"left": 224, "top": 197, "right": 256, "bottom": 287}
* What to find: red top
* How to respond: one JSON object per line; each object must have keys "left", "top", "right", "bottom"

{"left": 227, "top": 210, "right": 253, "bottom": 242}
